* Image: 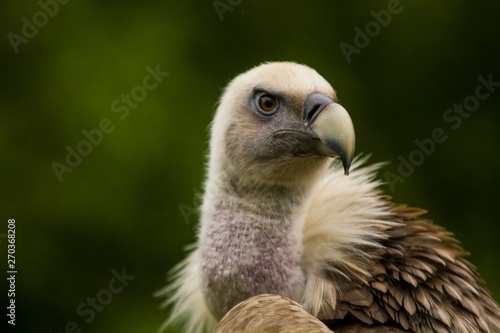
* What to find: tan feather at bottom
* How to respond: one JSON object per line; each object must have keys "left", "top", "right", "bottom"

{"left": 214, "top": 294, "right": 332, "bottom": 333}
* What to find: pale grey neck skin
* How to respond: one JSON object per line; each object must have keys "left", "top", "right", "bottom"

{"left": 200, "top": 165, "right": 325, "bottom": 320}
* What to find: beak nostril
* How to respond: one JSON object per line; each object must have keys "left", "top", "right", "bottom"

{"left": 305, "top": 104, "right": 321, "bottom": 123}
{"left": 303, "top": 93, "right": 335, "bottom": 126}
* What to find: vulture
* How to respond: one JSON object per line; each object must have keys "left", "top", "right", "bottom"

{"left": 156, "top": 62, "right": 500, "bottom": 333}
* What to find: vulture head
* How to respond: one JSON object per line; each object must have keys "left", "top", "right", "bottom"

{"left": 209, "top": 62, "right": 355, "bottom": 187}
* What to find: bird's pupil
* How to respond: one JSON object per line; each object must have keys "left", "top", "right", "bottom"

{"left": 257, "top": 94, "right": 278, "bottom": 114}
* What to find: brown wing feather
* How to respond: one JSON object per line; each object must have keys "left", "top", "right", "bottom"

{"left": 333, "top": 322, "right": 409, "bottom": 333}
{"left": 328, "top": 201, "right": 500, "bottom": 333}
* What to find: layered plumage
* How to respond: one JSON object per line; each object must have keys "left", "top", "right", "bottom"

{"left": 156, "top": 62, "right": 500, "bottom": 333}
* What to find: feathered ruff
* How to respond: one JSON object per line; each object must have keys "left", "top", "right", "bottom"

{"left": 301, "top": 155, "right": 397, "bottom": 319}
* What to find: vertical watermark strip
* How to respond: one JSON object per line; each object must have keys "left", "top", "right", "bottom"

{"left": 6, "top": 219, "right": 16, "bottom": 326}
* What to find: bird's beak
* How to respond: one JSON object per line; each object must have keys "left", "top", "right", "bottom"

{"left": 304, "top": 93, "right": 355, "bottom": 175}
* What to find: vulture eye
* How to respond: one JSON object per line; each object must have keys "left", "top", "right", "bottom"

{"left": 256, "top": 94, "right": 279, "bottom": 115}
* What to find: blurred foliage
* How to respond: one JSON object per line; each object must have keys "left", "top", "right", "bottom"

{"left": 1, "top": 0, "right": 499, "bottom": 332}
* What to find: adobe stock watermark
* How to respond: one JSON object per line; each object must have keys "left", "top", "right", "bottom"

{"left": 7, "top": 0, "right": 70, "bottom": 54}
{"left": 339, "top": 0, "right": 407, "bottom": 64}
{"left": 51, "top": 64, "right": 169, "bottom": 183}
{"left": 383, "top": 74, "right": 499, "bottom": 191}
{"left": 178, "top": 187, "right": 203, "bottom": 224}
{"left": 51, "top": 267, "right": 135, "bottom": 333}
{"left": 213, "top": 0, "right": 243, "bottom": 21}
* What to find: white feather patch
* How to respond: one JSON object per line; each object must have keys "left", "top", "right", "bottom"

{"left": 155, "top": 244, "right": 217, "bottom": 333}
{"left": 301, "top": 155, "right": 398, "bottom": 317}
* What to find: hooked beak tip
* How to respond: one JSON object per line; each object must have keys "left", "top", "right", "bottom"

{"left": 307, "top": 100, "right": 355, "bottom": 175}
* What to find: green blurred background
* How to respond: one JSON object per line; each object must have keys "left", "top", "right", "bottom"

{"left": 1, "top": 1, "right": 499, "bottom": 332}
